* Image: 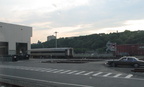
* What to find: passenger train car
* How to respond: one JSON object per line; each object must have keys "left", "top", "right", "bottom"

{"left": 31, "top": 48, "right": 73, "bottom": 58}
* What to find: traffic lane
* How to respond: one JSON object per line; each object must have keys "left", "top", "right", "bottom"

{"left": 0, "top": 67, "right": 144, "bottom": 87}
{"left": 1, "top": 60, "right": 142, "bottom": 78}
{"left": 2, "top": 59, "right": 143, "bottom": 78}
{"left": 1, "top": 60, "right": 121, "bottom": 73}
{"left": 0, "top": 68, "right": 93, "bottom": 87}
{"left": 105, "top": 63, "right": 144, "bottom": 78}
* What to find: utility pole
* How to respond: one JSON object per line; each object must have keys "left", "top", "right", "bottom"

{"left": 55, "top": 32, "right": 58, "bottom": 48}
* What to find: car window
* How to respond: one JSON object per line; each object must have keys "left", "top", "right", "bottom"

{"left": 133, "top": 58, "right": 138, "bottom": 61}
{"left": 127, "top": 58, "right": 134, "bottom": 61}
{"left": 120, "top": 58, "right": 127, "bottom": 61}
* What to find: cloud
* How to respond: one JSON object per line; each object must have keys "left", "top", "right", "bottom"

{"left": 0, "top": 0, "right": 89, "bottom": 23}
{"left": 0, "top": 0, "right": 89, "bottom": 13}
{"left": 100, "top": 19, "right": 144, "bottom": 33}
{"left": 43, "top": 0, "right": 144, "bottom": 28}
{"left": 1, "top": 0, "right": 144, "bottom": 43}
{"left": 30, "top": 22, "right": 52, "bottom": 30}
{"left": 31, "top": 23, "right": 93, "bottom": 42}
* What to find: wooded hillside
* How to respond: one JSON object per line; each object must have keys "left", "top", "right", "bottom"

{"left": 31, "top": 30, "right": 144, "bottom": 53}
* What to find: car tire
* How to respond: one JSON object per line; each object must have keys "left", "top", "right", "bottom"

{"left": 133, "top": 64, "right": 139, "bottom": 68}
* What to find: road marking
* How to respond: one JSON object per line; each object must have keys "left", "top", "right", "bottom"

{"left": 103, "top": 73, "right": 112, "bottom": 77}
{"left": 0, "top": 65, "right": 137, "bottom": 80}
{"left": 28, "top": 68, "right": 36, "bottom": 70}
{"left": 60, "top": 70, "right": 71, "bottom": 74}
{"left": 46, "top": 69, "right": 58, "bottom": 72}
{"left": 93, "top": 72, "right": 103, "bottom": 76}
{"left": 113, "top": 74, "right": 122, "bottom": 78}
{"left": 39, "top": 69, "right": 51, "bottom": 72}
{"left": 22, "top": 68, "right": 30, "bottom": 70}
{"left": 0, "top": 74, "right": 94, "bottom": 87}
{"left": 53, "top": 70, "right": 64, "bottom": 73}
{"left": 125, "top": 74, "right": 133, "bottom": 78}
{"left": 67, "top": 71, "right": 78, "bottom": 74}
{"left": 33, "top": 69, "right": 44, "bottom": 71}
{"left": 75, "top": 71, "right": 86, "bottom": 75}
{"left": 83, "top": 72, "right": 94, "bottom": 75}
{"left": 34, "top": 68, "right": 52, "bottom": 72}
{"left": 15, "top": 67, "right": 22, "bottom": 69}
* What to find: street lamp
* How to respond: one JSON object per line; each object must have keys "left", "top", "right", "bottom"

{"left": 55, "top": 32, "right": 58, "bottom": 48}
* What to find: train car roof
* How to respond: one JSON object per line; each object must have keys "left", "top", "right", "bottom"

{"left": 31, "top": 48, "right": 73, "bottom": 51}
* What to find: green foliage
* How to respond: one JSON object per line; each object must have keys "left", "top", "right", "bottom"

{"left": 31, "top": 30, "right": 144, "bottom": 53}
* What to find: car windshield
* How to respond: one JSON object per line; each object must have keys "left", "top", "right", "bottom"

{"left": 131, "top": 57, "right": 139, "bottom": 61}
{"left": 119, "top": 57, "right": 127, "bottom": 61}
{"left": 0, "top": 0, "right": 144, "bottom": 87}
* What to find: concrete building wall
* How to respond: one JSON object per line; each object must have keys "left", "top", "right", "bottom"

{"left": 0, "top": 22, "right": 32, "bottom": 55}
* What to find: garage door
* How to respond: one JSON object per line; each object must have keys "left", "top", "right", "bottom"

{"left": 0, "top": 42, "right": 8, "bottom": 56}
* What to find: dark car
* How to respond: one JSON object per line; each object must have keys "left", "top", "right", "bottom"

{"left": 106, "top": 56, "right": 144, "bottom": 68}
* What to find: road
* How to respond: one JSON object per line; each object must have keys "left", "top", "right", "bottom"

{"left": 0, "top": 59, "right": 143, "bottom": 87}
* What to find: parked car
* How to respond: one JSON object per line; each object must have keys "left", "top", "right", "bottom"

{"left": 106, "top": 56, "right": 144, "bottom": 68}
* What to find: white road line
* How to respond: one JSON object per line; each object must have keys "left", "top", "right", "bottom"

{"left": 34, "top": 68, "right": 52, "bottom": 72}
{"left": 23, "top": 68, "right": 34, "bottom": 71}
{"left": 46, "top": 69, "right": 58, "bottom": 72}
{"left": 0, "top": 65, "right": 53, "bottom": 72}
{"left": 53, "top": 70, "right": 64, "bottom": 73}
{"left": 125, "top": 74, "right": 133, "bottom": 78}
{"left": 0, "top": 74, "right": 94, "bottom": 87}
{"left": 33, "top": 69, "right": 43, "bottom": 71}
{"left": 113, "top": 74, "right": 122, "bottom": 78}
{"left": 29, "top": 68, "right": 35, "bottom": 71}
{"left": 0, "top": 65, "right": 136, "bottom": 80}
{"left": 18, "top": 67, "right": 30, "bottom": 70}
{"left": 103, "top": 73, "right": 112, "bottom": 77}
{"left": 17, "top": 67, "right": 25, "bottom": 70}
{"left": 67, "top": 71, "right": 78, "bottom": 74}
{"left": 39, "top": 69, "right": 51, "bottom": 72}
{"left": 60, "top": 70, "right": 71, "bottom": 74}
{"left": 92, "top": 72, "right": 103, "bottom": 76}
{"left": 14, "top": 67, "right": 21, "bottom": 69}
{"left": 23, "top": 68, "right": 30, "bottom": 70}
{"left": 25, "top": 68, "right": 34, "bottom": 70}
{"left": 75, "top": 71, "right": 86, "bottom": 75}
{"left": 83, "top": 72, "right": 94, "bottom": 75}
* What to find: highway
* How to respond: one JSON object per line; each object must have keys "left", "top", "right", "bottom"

{"left": 0, "top": 59, "right": 144, "bottom": 87}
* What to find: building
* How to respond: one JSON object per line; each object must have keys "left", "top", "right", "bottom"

{"left": 0, "top": 22, "right": 32, "bottom": 57}
{"left": 47, "top": 35, "right": 56, "bottom": 41}
{"left": 116, "top": 44, "right": 144, "bottom": 56}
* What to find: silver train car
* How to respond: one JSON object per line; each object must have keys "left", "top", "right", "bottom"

{"left": 31, "top": 48, "right": 73, "bottom": 58}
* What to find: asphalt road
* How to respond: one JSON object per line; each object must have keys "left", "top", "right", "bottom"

{"left": 0, "top": 59, "right": 143, "bottom": 87}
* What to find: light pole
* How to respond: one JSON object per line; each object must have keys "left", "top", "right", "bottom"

{"left": 55, "top": 32, "right": 58, "bottom": 48}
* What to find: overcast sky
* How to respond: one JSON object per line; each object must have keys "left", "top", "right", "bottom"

{"left": 0, "top": 0, "right": 144, "bottom": 43}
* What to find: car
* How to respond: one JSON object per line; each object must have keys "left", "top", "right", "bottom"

{"left": 106, "top": 56, "right": 144, "bottom": 68}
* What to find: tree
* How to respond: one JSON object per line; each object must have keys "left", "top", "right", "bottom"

{"left": 31, "top": 30, "right": 144, "bottom": 53}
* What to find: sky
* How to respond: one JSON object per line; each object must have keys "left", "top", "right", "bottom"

{"left": 0, "top": 0, "right": 144, "bottom": 43}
